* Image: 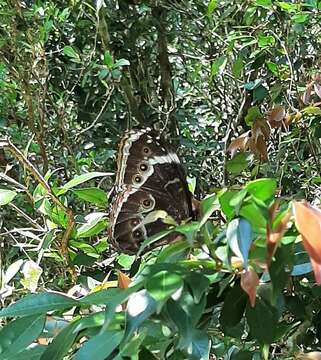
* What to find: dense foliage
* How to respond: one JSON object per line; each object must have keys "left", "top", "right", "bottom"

{"left": 1, "top": 0, "right": 321, "bottom": 359}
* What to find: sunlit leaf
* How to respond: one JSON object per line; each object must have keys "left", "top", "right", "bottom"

{"left": 226, "top": 218, "right": 253, "bottom": 267}
{"left": 0, "top": 189, "right": 17, "bottom": 206}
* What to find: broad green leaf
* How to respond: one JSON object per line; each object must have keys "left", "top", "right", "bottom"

{"left": 199, "top": 194, "right": 218, "bottom": 227}
{"left": 74, "top": 330, "right": 123, "bottom": 360}
{"left": 124, "top": 290, "right": 157, "bottom": 342}
{"left": 255, "top": 0, "right": 272, "bottom": 8}
{"left": 266, "top": 61, "right": 278, "bottom": 75}
{"left": 269, "top": 245, "right": 293, "bottom": 301}
{"left": 0, "top": 189, "right": 17, "bottom": 206}
{"left": 0, "top": 314, "right": 46, "bottom": 358}
{"left": 276, "top": 1, "right": 298, "bottom": 12}
{"left": 185, "top": 272, "right": 210, "bottom": 303}
{"left": 232, "top": 57, "right": 243, "bottom": 79}
{"left": 292, "top": 13, "right": 309, "bottom": 23}
{"left": 117, "top": 254, "right": 136, "bottom": 269}
{"left": 145, "top": 270, "right": 183, "bottom": 302}
{"left": 226, "top": 153, "right": 248, "bottom": 175}
{"left": 244, "top": 79, "right": 262, "bottom": 90}
{"left": 211, "top": 56, "right": 227, "bottom": 78}
{"left": 115, "top": 58, "right": 130, "bottom": 67}
{"left": 63, "top": 45, "right": 80, "bottom": 60}
{"left": 137, "top": 229, "right": 173, "bottom": 256}
{"left": 76, "top": 212, "right": 107, "bottom": 238}
{"left": 0, "top": 292, "right": 79, "bottom": 317}
{"left": 219, "top": 190, "right": 237, "bottom": 219}
{"left": 245, "top": 178, "right": 277, "bottom": 201}
{"left": 253, "top": 85, "right": 269, "bottom": 103}
{"left": 57, "top": 172, "right": 112, "bottom": 195}
{"left": 246, "top": 298, "right": 279, "bottom": 344}
{"left": 6, "top": 345, "right": 46, "bottom": 360}
{"left": 240, "top": 203, "right": 267, "bottom": 229}
{"left": 226, "top": 218, "right": 253, "bottom": 267}
{"left": 303, "top": 106, "right": 321, "bottom": 115}
{"left": 220, "top": 283, "right": 247, "bottom": 329}
{"left": 40, "top": 319, "right": 80, "bottom": 360}
{"left": 120, "top": 331, "right": 147, "bottom": 357}
{"left": 175, "top": 222, "right": 199, "bottom": 243}
{"left": 245, "top": 106, "right": 262, "bottom": 126}
{"left": 187, "top": 329, "right": 211, "bottom": 360}
{"left": 104, "top": 50, "right": 114, "bottom": 67}
{"left": 72, "top": 187, "right": 107, "bottom": 207}
{"left": 258, "top": 35, "right": 275, "bottom": 47}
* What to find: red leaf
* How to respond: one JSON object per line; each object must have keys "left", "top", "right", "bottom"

{"left": 241, "top": 267, "right": 259, "bottom": 307}
{"left": 293, "top": 201, "right": 321, "bottom": 264}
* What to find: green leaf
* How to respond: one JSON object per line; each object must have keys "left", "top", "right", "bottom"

{"left": 117, "top": 254, "right": 136, "bottom": 269}
{"left": 188, "top": 329, "right": 211, "bottom": 360}
{"left": 269, "top": 245, "right": 293, "bottom": 301}
{"left": 0, "top": 189, "right": 17, "bottom": 206}
{"left": 72, "top": 187, "right": 107, "bottom": 207}
{"left": 232, "top": 57, "right": 243, "bottom": 79}
{"left": 220, "top": 283, "right": 247, "bottom": 329}
{"left": 185, "top": 272, "right": 210, "bottom": 303}
{"left": 57, "top": 172, "right": 112, "bottom": 195}
{"left": 115, "top": 58, "right": 130, "bottom": 67}
{"left": 246, "top": 298, "right": 279, "bottom": 344}
{"left": 253, "top": 85, "right": 269, "bottom": 103}
{"left": 244, "top": 79, "right": 262, "bottom": 91}
{"left": 255, "top": 0, "right": 272, "bottom": 8}
{"left": 63, "top": 45, "right": 80, "bottom": 60}
{"left": 219, "top": 190, "right": 237, "bottom": 219}
{"left": 0, "top": 292, "right": 79, "bottom": 317}
{"left": 0, "top": 314, "right": 46, "bottom": 358}
{"left": 124, "top": 290, "right": 157, "bottom": 342}
{"left": 211, "top": 56, "right": 227, "bottom": 78}
{"left": 292, "top": 13, "right": 309, "bottom": 23}
{"left": 6, "top": 345, "right": 46, "bottom": 360}
{"left": 226, "top": 218, "right": 253, "bottom": 267}
{"left": 276, "top": 1, "right": 298, "bottom": 12}
{"left": 199, "top": 194, "right": 219, "bottom": 227}
{"left": 258, "top": 35, "right": 275, "bottom": 47}
{"left": 266, "top": 61, "right": 278, "bottom": 76}
{"left": 245, "top": 106, "right": 262, "bottom": 126}
{"left": 146, "top": 270, "right": 184, "bottom": 302}
{"left": 74, "top": 330, "right": 123, "bottom": 360}
{"left": 245, "top": 178, "right": 277, "bottom": 201}
{"left": 76, "top": 212, "right": 107, "bottom": 238}
{"left": 207, "top": 0, "right": 217, "bottom": 15}
{"left": 226, "top": 153, "right": 248, "bottom": 175}
{"left": 40, "top": 319, "right": 80, "bottom": 360}
{"left": 104, "top": 51, "right": 114, "bottom": 67}
{"left": 303, "top": 106, "right": 321, "bottom": 115}
{"left": 240, "top": 203, "right": 267, "bottom": 229}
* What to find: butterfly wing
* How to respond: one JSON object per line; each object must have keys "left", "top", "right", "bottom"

{"left": 108, "top": 128, "right": 193, "bottom": 254}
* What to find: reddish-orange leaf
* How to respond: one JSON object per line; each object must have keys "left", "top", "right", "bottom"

{"left": 118, "top": 271, "right": 131, "bottom": 289}
{"left": 256, "top": 135, "right": 268, "bottom": 161}
{"left": 293, "top": 201, "right": 321, "bottom": 264}
{"left": 241, "top": 267, "right": 259, "bottom": 307}
{"left": 267, "top": 106, "right": 285, "bottom": 128}
{"left": 227, "top": 131, "right": 250, "bottom": 157}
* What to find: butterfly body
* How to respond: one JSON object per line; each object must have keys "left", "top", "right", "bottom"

{"left": 108, "top": 128, "right": 193, "bottom": 254}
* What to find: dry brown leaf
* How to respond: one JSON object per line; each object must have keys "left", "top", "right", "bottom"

{"left": 241, "top": 267, "right": 259, "bottom": 307}
{"left": 267, "top": 106, "right": 285, "bottom": 128}
{"left": 227, "top": 131, "right": 250, "bottom": 158}
{"left": 118, "top": 271, "right": 131, "bottom": 289}
{"left": 252, "top": 119, "right": 270, "bottom": 140}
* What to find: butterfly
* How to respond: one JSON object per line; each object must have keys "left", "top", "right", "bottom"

{"left": 108, "top": 128, "right": 194, "bottom": 254}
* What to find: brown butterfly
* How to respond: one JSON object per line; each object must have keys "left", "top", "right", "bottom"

{"left": 108, "top": 128, "right": 194, "bottom": 254}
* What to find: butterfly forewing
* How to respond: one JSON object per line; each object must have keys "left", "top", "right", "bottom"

{"left": 109, "top": 128, "right": 193, "bottom": 254}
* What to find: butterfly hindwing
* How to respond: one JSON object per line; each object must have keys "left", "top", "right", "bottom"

{"left": 109, "top": 128, "right": 193, "bottom": 254}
